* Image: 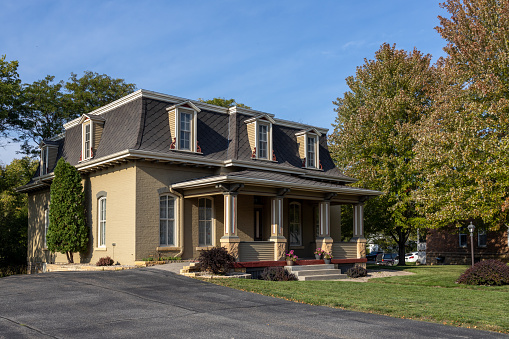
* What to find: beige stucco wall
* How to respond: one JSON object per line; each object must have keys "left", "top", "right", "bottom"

{"left": 27, "top": 189, "right": 57, "bottom": 265}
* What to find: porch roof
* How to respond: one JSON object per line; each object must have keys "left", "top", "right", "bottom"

{"left": 170, "top": 170, "right": 382, "bottom": 196}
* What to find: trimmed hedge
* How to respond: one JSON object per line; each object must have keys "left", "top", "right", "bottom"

{"left": 260, "top": 267, "right": 298, "bottom": 281}
{"left": 456, "top": 259, "right": 509, "bottom": 286}
{"left": 346, "top": 265, "right": 368, "bottom": 278}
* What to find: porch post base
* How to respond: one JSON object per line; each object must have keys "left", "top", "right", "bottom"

{"left": 269, "top": 236, "right": 287, "bottom": 261}
{"left": 317, "top": 236, "right": 333, "bottom": 255}
{"left": 220, "top": 236, "right": 240, "bottom": 261}
{"left": 350, "top": 237, "right": 366, "bottom": 259}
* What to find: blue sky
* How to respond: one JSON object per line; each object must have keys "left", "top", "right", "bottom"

{"left": 0, "top": 0, "right": 448, "bottom": 165}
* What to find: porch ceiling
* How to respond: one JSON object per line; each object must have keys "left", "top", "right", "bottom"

{"left": 170, "top": 170, "right": 382, "bottom": 197}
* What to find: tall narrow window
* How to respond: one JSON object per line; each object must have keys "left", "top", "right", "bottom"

{"left": 289, "top": 202, "right": 302, "bottom": 246}
{"left": 160, "top": 195, "right": 175, "bottom": 246}
{"left": 84, "top": 123, "right": 91, "bottom": 159}
{"left": 44, "top": 209, "right": 49, "bottom": 248}
{"left": 478, "top": 230, "right": 487, "bottom": 247}
{"left": 258, "top": 124, "right": 268, "bottom": 159}
{"left": 41, "top": 148, "right": 48, "bottom": 175}
{"left": 98, "top": 197, "right": 106, "bottom": 247}
{"left": 459, "top": 227, "right": 467, "bottom": 248}
{"left": 180, "top": 112, "right": 192, "bottom": 150}
{"left": 307, "top": 136, "right": 316, "bottom": 168}
{"left": 199, "top": 198, "right": 212, "bottom": 246}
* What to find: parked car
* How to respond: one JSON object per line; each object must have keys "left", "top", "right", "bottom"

{"left": 405, "top": 252, "right": 419, "bottom": 263}
{"left": 366, "top": 251, "right": 383, "bottom": 261}
{"left": 376, "top": 253, "right": 399, "bottom": 266}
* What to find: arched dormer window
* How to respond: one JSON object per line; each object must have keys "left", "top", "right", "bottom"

{"left": 166, "top": 101, "right": 202, "bottom": 153}
{"left": 245, "top": 114, "right": 276, "bottom": 161}
{"left": 79, "top": 114, "right": 105, "bottom": 161}
{"left": 296, "top": 128, "right": 322, "bottom": 169}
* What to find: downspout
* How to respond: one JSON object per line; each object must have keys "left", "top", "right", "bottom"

{"left": 170, "top": 187, "right": 185, "bottom": 258}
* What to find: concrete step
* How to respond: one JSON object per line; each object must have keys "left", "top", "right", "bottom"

{"left": 289, "top": 269, "right": 340, "bottom": 277}
{"left": 285, "top": 264, "right": 334, "bottom": 272}
{"left": 300, "top": 274, "right": 347, "bottom": 281}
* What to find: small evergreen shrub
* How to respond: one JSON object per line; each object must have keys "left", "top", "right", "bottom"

{"left": 260, "top": 267, "right": 298, "bottom": 281}
{"left": 96, "top": 256, "right": 114, "bottom": 266}
{"left": 456, "top": 259, "right": 509, "bottom": 286}
{"left": 346, "top": 266, "right": 368, "bottom": 278}
{"left": 198, "top": 247, "right": 235, "bottom": 275}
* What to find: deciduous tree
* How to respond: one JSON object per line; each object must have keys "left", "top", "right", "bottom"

{"left": 47, "top": 158, "right": 87, "bottom": 263}
{"left": 0, "top": 55, "right": 22, "bottom": 137}
{"left": 199, "top": 97, "right": 250, "bottom": 108}
{"left": 330, "top": 43, "right": 436, "bottom": 264}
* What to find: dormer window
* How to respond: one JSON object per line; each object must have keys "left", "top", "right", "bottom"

{"left": 39, "top": 140, "right": 59, "bottom": 176}
{"left": 167, "top": 101, "right": 201, "bottom": 153}
{"left": 79, "top": 114, "right": 105, "bottom": 162}
{"left": 296, "top": 129, "right": 322, "bottom": 169}
{"left": 245, "top": 114, "right": 275, "bottom": 161}
{"left": 41, "top": 147, "right": 48, "bottom": 175}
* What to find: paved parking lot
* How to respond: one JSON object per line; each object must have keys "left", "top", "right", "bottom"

{"left": 0, "top": 267, "right": 506, "bottom": 338}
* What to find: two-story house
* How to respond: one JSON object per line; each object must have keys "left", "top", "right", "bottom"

{"left": 18, "top": 90, "right": 381, "bottom": 271}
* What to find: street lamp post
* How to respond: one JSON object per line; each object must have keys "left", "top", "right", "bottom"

{"left": 467, "top": 222, "right": 475, "bottom": 267}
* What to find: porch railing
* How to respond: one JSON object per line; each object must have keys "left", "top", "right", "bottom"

{"left": 332, "top": 242, "right": 358, "bottom": 259}
{"left": 238, "top": 241, "right": 274, "bottom": 262}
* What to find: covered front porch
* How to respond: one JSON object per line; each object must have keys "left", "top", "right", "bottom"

{"left": 170, "top": 170, "right": 381, "bottom": 263}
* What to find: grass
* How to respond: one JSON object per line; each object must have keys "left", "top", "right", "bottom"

{"left": 208, "top": 264, "right": 509, "bottom": 333}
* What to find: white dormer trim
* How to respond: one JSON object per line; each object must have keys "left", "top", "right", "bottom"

{"left": 78, "top": 114, "right": 105, "bottom": 125}
{"left": 296, "top": 130, "right": 320, "bottom": 169}
{"left": 168, "top": 101, "right": 201, "bottom": 153}
{"left": 244, "top": 113, "right": 276, "bottom": 125}
{"left": 81, "top": 119, "right": 93, "bottom": 161}
{"left": 166, "top": 100, "right": 202, "bottom": 113}
{"left": 245, "top": 115, "right": 274, "bottom": 160}
{"left": 295, "top": 128, "right": 322, "bottom": 138}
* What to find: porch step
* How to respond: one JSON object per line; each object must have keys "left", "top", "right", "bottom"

{"left": 180, "top": 262, "right": 201, "bottom": 275}
{"left": 285, "top": 264, "right": 347, "bottom": 281}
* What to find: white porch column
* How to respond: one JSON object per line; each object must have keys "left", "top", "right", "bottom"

{"left": 317, "top": 200, "right": 333, "bottom": 255}
{"left": 270, "top": 188, "right": 289, "bottom": 261}
{"left": 351, "top": 202, "right": 367, "bottom": 260}
{"left": 223, "top": 192, "right": 238, "bottom": 238}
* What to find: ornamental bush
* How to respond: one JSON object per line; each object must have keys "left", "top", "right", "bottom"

{"left": 96, "top": 256, "right": 114, "bottom": 266}
{"left": 346, "top": 265, "right": 368, "bottom": 278}
{"left": 260, "top": 267, "right": 298, "bottom": 281}
{"left": 456, "top": 260, "right": 509, "bottom": 286}
{"left": 198, "top": 247, "right": 235, "bottom": 275}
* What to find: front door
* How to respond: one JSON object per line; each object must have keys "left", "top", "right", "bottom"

{"left": 254, "top": 208, "right": 263, "bottom": 241}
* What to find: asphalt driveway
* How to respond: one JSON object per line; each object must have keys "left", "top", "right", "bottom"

{"left": 0, "top": 268, "right": 506, "bottom": 339}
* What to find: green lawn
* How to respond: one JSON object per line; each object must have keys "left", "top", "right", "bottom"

{"left": 208, "top": 265, "right": 509, "bottom": 333}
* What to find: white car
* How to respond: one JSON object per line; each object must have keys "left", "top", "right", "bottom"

{"left": 405, "top": 252, "right": 419, "bottom": 263}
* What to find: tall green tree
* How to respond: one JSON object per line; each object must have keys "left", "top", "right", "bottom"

{"left": 330, "top": 43, "right": 436, "bottom": 264}
{"left": 0, "top": 158, "right": 38, "bottom": 267}
{"left": 0, "top": 55, "right": 22, "bottom": 137}
{"left": 199, "top": 97, "right": 251, "bottom": 108}
{"left": 14, "top": 71, "right": 136, "bottom": 155}
{"left": 47, "top": 158, "right": 87, "bottom": 263}
{"left": 413, "top": 0, "right": 509, "bottom": 230}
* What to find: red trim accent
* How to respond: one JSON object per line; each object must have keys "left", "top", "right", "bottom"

{"left": 80, "top": 151, "right": 82, "bottom": 161}
{"left": 302, "top": 158, "right": 306, "bottom": 167}
{"left": 233, "top": 258, "right": 367, "bottom": 268}
{"left": 170, "top": 138, "right": 176, "bottom": 149}
{"left": 251, "top": 147, "right": 257, "bottom": 159}
{"left": 196, "top": 140, "right": 202, "bottom": 153}
{"left": 272, "top": 150, "right": 277, "bottom": 161}
{"left": 319, "top": 160, "right": 323, "bottom": 170}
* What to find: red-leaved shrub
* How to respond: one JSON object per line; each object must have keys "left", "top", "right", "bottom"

{"left": 456, "top": 259, "right": 509, "bottom": 286}
{"left": 198, "top": 247, "right": 235, "bottom": 275}
{"left": 96, "top": 256, "right": 114, "bottom": 266}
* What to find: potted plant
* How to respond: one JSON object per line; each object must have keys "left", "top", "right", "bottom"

{"left": 314, "top": 248, "right": 323, "bottom": 260}
{"left": 323, "top": 252, "right": 333, "bottom": 264}
{"left": 286, "top": 250, "right": 298, "bottom": 266}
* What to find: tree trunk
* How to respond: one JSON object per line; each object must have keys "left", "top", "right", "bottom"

{"left": 66, "top": 251, "right": 74, "bottom": 264}
{"left": 391, "top": 227, "right": 409, "bottom": 266}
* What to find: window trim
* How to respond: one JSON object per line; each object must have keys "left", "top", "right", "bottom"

{"left": 459, "top": 227, "right": 467, "bottom": 248}
{"left": 198, "top": 197, "right": 214, "bottom": 247}
{"left": 44, "top": 208, "right": 49, "bottom": 248}
{"left": 289, "top": 202, "right": 302, "bottom": 247}
{"left": 82, "top": 120, "right": 93, "bottom": 161}
{"left": 41, "top": 147, "right": 49, "bottom": 175}
{"left": 306, "top": 134, "right": 318, "bottom": 168}
{"left": 159, "top": 194, "right": 178, "bottom": 247}
{"left": 174, "top": 107, "right": 199, "bottom": 153}
{"left": 256, "top": 121, "right": 272, "bottom": 160}
{"left": 98, "top": 196, "right": 106, "bottom": 248}
{"left": 478, "top": 230, "right": 487, "bottom": 248}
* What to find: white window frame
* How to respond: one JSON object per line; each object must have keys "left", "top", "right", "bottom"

{"left": 459, "top": 228, "right": 467, "bottom": 248}
{"left": 257, "top": 123, "right": 269, "bottom": 159}
{"left": 477, "top": 230, "right": 487, "bottom": 248}
{"left": 98, "top": 197, "right": 106, "bottom": 247}
{"left": 160, "top": 194, "right": 177, "bottom": 247}
{"left": 289, "top": 202, "right": 302, "bottom": 247}
{"left": 82, "top": 121, "right": 93, "bottom": 161}
{"left": 176, "top": 108, "right": 198, "bottom": 152}
{"left": 306, "top": 134, "right": 318, "bottom": 168}
{"left": 41, "top": 147, "right": 49, "bottom": 175}
{"left": 198, "top": 197, "right": 214, "bottom": 247}
{"left": 44, "top": 208, "right": 49, "bottom": 248}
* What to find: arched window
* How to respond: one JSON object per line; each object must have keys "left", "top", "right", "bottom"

{"left": 199, "top": 198, "right": 213, "bottom": 246}
{"left": 160, "top": 195, "right": 176, "bottom": 246}
{"left": 98, "top": 197, "right": 106, "bottom": 247}
{"left": 289, "top": 202, "right": 302, "bottom": 246}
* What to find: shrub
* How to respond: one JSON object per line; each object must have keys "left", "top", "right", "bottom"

{"left": 260, "top": 267, "right": 298, "bottom": 281}
{"left": 96, "top": 256, "right": 114, "bottom": 266}
{"left": 346, "top": 265, "right": 368, "bottom": 278}
{"left": 456, "top": 259, "right": 509, "bottom": 286}
{"left": 198, "top": 247, "right": 235, "bottom": 275}
{"left": 159, "top": 256, "right": 181, "bottom": 261}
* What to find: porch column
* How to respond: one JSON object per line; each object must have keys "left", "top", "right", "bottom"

{"left": 317, "top": 198, "right": 334, "bottom": 255}
{"left": 351, "top": 202, "right": 367, "bottom": 259}
{"left": 270, "top": 188, "right": 289, "bottom": 261}
{"left": 217, "top": 183, "right": 243, "bottom": 261}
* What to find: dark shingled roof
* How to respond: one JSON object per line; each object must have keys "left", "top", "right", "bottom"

{"left": 31, "top": 92, "right": 356, "bottom": 184}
